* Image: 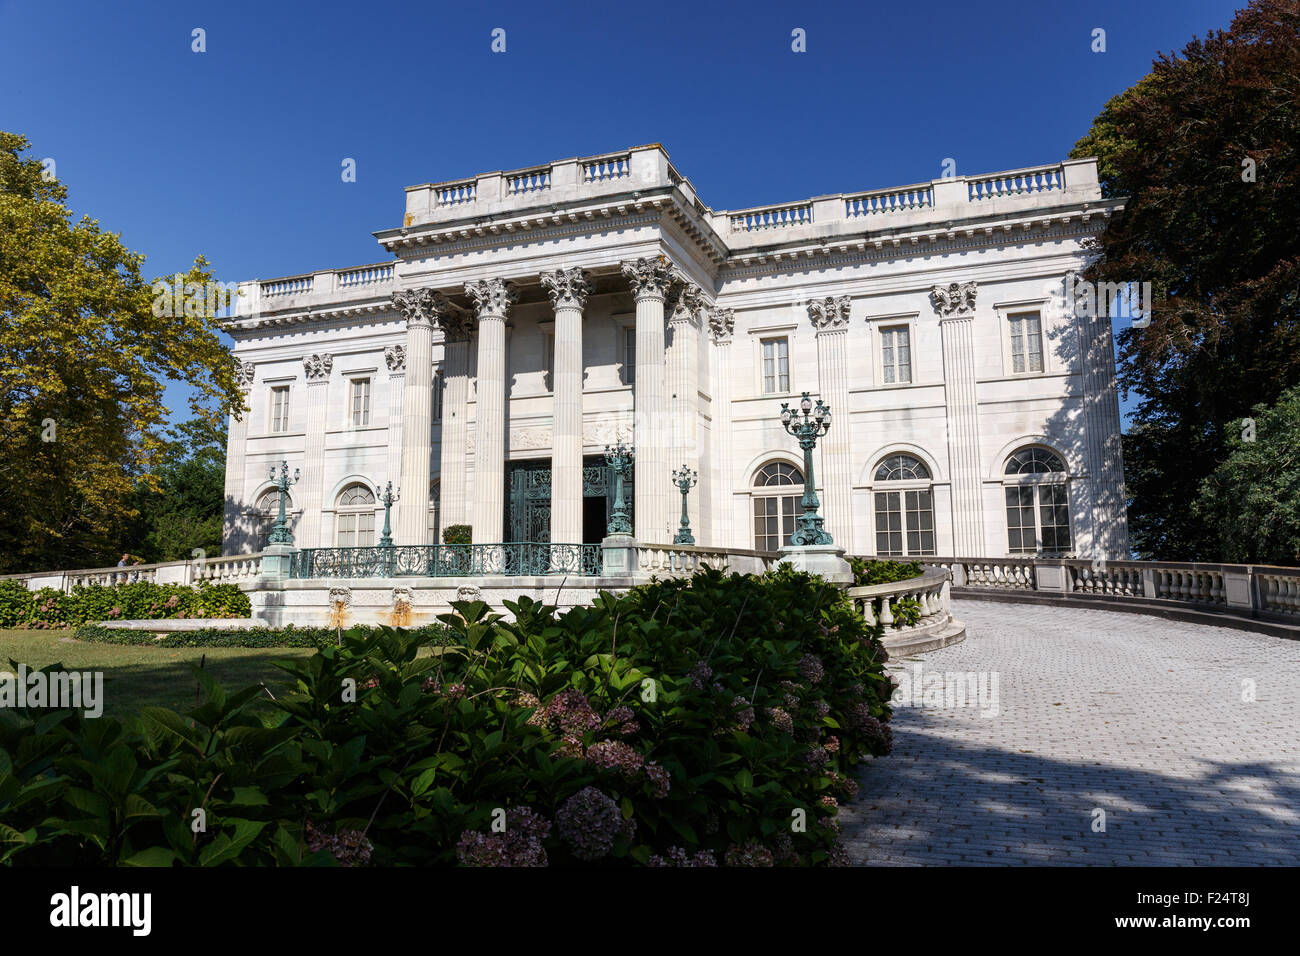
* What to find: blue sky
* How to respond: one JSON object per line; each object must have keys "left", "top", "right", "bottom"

{"left": 0, "top": 0, "right": 1244, "bottom": 427}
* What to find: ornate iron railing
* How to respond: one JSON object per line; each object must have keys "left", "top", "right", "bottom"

{"left": 288, "top": 543, "right": 602, "bottom": 579}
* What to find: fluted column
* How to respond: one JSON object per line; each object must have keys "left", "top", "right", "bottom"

{"left": 932, "top": 282, "right": 985, "bottom": 556}
{"left": 466, "top": 278, "right": 518, "bottom": 544}
{"left": 809, "top": 296, "right": 854, "bottom": 548}
{"left": 541, "top": 267, "right": 592, "bottom": 545}
{"left": 707, "top": 308, "right": 735, "bottom": 547}
{"left": 222, "top": 361, "right": 255, "bottom": 553}
{"left": 437, "top": 313, "right": 472, "bottom": 533}
{"left": 622, "top": 257, "right": 677, "bottom": 543}
{"left": 1068, "top": 272, "right": 1129, "bottom": 558}
{"left": 299, "top": 353, "right": 333, "bottom": 548}
{"left": 393, "top": 288, "right": 442, "bottom": 546}
{"left": 384, "top": 344, "right": 406, "bottom": 514}
{"left": 666, "top": 282, "right": 703, "bottom": 540}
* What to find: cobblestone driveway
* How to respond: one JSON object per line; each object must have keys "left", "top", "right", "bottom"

{"left": 840, "top": 600, "right": 1300, "bottom": 865}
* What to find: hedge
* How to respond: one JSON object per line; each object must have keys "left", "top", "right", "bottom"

{"left": 0, "top": 579, "right": 250, "bottom": 629}
{"left": 71, "top": 622, "right": 452, "bottom": 649}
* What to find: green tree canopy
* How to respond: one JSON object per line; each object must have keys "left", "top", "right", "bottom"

{"left": 0, "top": 131, "right": 242, "bottom": 572}
{"left": 1070, "top": 0, "right": 1300, "bottom": 560}
{"left": 1192, "top": 385, "right": 1300, "bottom": 565}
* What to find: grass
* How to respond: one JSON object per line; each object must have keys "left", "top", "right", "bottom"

{"left": 0, "top": 628, "right": 313, "bottom": 718}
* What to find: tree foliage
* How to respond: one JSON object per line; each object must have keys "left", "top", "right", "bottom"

{"left": 1070, "top": 0, "right": 1300, "bottom": 560}
{"left": 1192, "top": 385, "right": 1300, "bottom": 564}
{"left": 0, "top": 131, "right": 242, "bottom": 572}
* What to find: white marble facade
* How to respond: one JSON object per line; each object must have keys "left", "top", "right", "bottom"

{"left": 222, "top": 145, "right": 1129, "bottom": 561}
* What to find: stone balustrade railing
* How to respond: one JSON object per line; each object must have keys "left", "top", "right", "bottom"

{"left": 637, "top": 543, "right": 777, "bottom": 577}
{"left": 846, "top": 568, "right": 954, "bottom": 646}
{"left": 2, "top": 553, "right": 266, "bottom": 593}
{"left": 912, "top": 557, "right": 1300, "bottom": 626}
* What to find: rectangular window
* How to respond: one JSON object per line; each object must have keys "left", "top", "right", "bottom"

{"left": 761, "top": 337, "right": 790, "bottom": 394}
{"left": 875, "top": 492, "right": 904, "bottom": 556}
{"left": 270, "top": 386, "right": 289, "bottom": 433}
{"left": 337, "top": 511, "right": 375, "bottom": 548}
{"left": 1005, "top": 486, "right": 1036, "bottom": 554}
{"left": 753, "top": 495, "right": 797, "bottom": 551}
{"left": 880, "top": 326, "right": 912, "bottom": 385}
{"left": 1039, "top": 483, "right": 1072, "bottom": 554}
{"left": 622, "top": 327, "right": 636, "bottom": 385}
{"left": 1009, "top": 311, "right": 1044, "bottom": 374}
{"left": 905, "top": 489, "right": 935, "bottom": 555}
{"left": 432, "top": 371, "right": 444, "bottom": 423}
{"left": 350, "top": 378, "right": 371, "bottom": 427}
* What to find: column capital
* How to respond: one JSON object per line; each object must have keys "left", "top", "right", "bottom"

{"left": 384, "top": 344, "right": 406, "bottom": 373}
{"left": 540, "top": 267, "right": 593, "bottom": 311}
{"left": 393, "top": 286, "right": 454, "bottom": 329}
{"left": 466, "top": 277, "right": 519, "bottom": 318}
{"left": 666, "top": 281, "right": 703, "bottom": 327}
{"left": 930, "top": 281, "right": 978, "bottom": 318}
{"left": 621, "top": 256, "right": 677, "bottom": 302}
{"left": 707, "top": 306, "right": 735, "bottom": 345}
{"left": 303, "top": 353, "right": 332, "bottom": 383}
{"left": 808, "top": 295, "right": 851, "bottom": 332}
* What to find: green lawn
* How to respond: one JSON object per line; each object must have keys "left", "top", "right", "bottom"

{"left": 0, "top": 629, "right": 313, "bottom": 718}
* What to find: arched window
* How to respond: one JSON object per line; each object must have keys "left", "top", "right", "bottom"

{"left": 753, "top": 462, "right": 804, "bottom": 551}
{"left": 336, "top": 483, "right": 377, "bottom": 547}
{"left": 1003, "top": 445, "right": 1071, "bottom": 555}
{"left": 254, "top": 488, "right": 294, "bottom": 551}
{"left": 872, "top": 454, "right": 935, "bottom": 556}
{"left": 428, "top": 479, "right": 441, "bottom": 544}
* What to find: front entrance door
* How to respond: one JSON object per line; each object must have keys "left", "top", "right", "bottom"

{"left": 506, "top": 456, "right": 633, "bottom": 543}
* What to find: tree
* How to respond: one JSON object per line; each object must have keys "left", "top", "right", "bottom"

{"left": 1192, "top": 385, "right": 1300, "bottom": 564}
{"left": 125, "top": 416, "right": 228, "bottom": 563}
{"left": 1070, "top": 0, "right": 1300, "bottom": 560}
{"left": 0, "top": 131, "right": 243, "bottom": 572}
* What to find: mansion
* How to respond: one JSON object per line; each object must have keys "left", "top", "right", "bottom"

{"left": 221, "top": 144, "right": 1129, "bottom": 562}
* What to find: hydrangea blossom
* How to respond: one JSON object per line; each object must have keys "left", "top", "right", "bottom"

{"left": 723, "top": 840, "right": 775, "bottom": 867}
{"left": 798, "top": 654, "right": 824, "bottom": 684}
{"left": 455, "top": 806, "right": 551, "bottom": 868}
{"left": 766, "top": 706, "right": 794, "bottom": 736}
{"left": 304, "top": 820, "right": 374, "bottom": 867}
{"left": 556, "top": 787, "right": 622, "bottom": 861}
{"left": 586, "top": 740, "right": 645, "bottom": 779}
{"left": 648, "top": 846, "right": 717, "bottom": 867}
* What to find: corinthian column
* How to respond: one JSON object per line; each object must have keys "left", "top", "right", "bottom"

{"left": 707, "top": 308, "right": 735, "bottom": 547}
{"left": 393, "top": 288, "right": 442, "bottom": 546}
{"left": 223, "top": 361, "right": 255, "bottom": 553}
{"left": 622, "top": 257, "right": 677, "bottom": 543}
{"left": 299, "top": 353, "right": 333, "bottom": 548}
{"left": 541, "top": 267, "right": 592, "bottom": 545}
{"left": 466, "top": 277, "right": 518, "bottom": 544}
{"left": 435, "top": 308, "right": 472, "bottom": 535}
{"left": 666, "top": 282, "right": 703, "bottom": 540}
{"left": 809, "top": 296, "right": 854, "bottom": 548}
{"left": 932, "top": 282, "right": 985, "bottom": 556}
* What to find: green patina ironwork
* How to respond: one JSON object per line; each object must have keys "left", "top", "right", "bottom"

{"left": 672, "top": 465, "right": 697, "bottom": 545}
{"left": 604, "top": 440, "right": 634, "bottom": 535}
{"left": 268, "top": 460, "right": 300, "bottom": 546}
{"left": 376, "top": 480, "right": 400, "bottom": 549}
{"left": 780, "top": 391, "right": 833, "bottom": 546}
{"left": 506, "top": 456, "right": 630, "bottom": 543}
{"left": 289, "top": 542, "right": 602, "bottom": 579}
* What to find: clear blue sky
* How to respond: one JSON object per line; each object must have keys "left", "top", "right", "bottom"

{"left": 0, "top": 0, "right": 1245, "bottom": 427}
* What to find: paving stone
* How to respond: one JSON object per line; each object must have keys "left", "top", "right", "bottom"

{"left": 839, "top": 600, "right": 1300, "bottom": 865}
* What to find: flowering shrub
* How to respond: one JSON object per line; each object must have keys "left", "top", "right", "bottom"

{"left": 0, "top": 580, "right": 252, "bottom": 628}
{"left": 0, "top": 566, "right": 893, "bottom": 866}
{"left": 848, "top": 557, "right": 922, "bottom": 587}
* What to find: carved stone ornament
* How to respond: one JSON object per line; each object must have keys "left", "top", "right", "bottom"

{"left": 384, "top": 344, "right": 406, "bottom": 372}
{"left": 303, "top": 353, "right": 333, "bottom": 381}
{"left": 930, "top": 281, "right": 978, "bottom": 317}
{"left": 391, "top": 586, "right": 414, "bottom": 609}
{"left": 808, "top": 295, "right": 851, "bottom": 331}
{"left": 707, "top": 306, "right": 735, "bottom": 344}
{"left": 621, "top": 256, "right": 677, "bottom": 301}
{"left": 539, "top": 267, "right": 592, "bottom": 310}
{"left": 235, "top": 359, "right": 256, "bottom": 389}
{"left": 328, "top": 586, "right": 353, "bottom": 607}
{"left": 666, "top": 282, "right": 703, "bottom": 325}
{"left": 465, "top": 277, "right": 519, "bottom": 317}
{"left": 392, "top": 287, "right": 439, "bottom": 327}
{"left": 455, "top": 584, "right": 483, "bottom": 603}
